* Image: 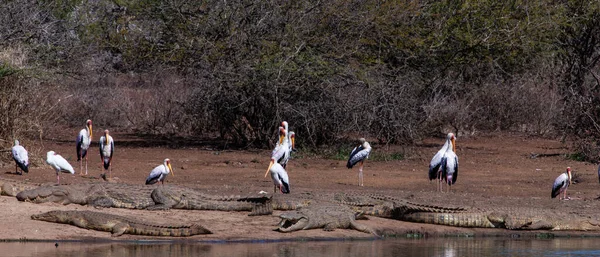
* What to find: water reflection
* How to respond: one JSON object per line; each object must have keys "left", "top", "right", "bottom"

{"left": 5, "top": 238, "right": 600, "bottom": 257}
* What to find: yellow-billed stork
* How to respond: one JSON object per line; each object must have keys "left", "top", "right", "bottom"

{"left": 429, "top": 133, "right": 458, "bottom": 192}
{"left": 266, "top": 127, "right": 290, "bottom": 177}
{"left": 76, "top": 119, "right": 93, "bottom": 175}
{"left": 267, "top": 162, "right": 290, "bottom": 194}
{"left": 99, "top": 129, "right": 115, "bottom": 178}
{"left": 347, "top": 138, "right": 372, "bottom": 187}
{"left": 552, "top": 167, "right": 572, "bottom": 200}
{"left": 146, "top": 158, "right": 174, "bottom": 185}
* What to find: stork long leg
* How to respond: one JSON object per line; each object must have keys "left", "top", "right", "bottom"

{"left": 358, "top": 161, "right": 364, "bottom": 187}
{"left": 85, "top": 156, "right": 88, "bottom": 175}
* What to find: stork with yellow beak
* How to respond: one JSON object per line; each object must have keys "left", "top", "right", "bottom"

{"left": 266, "top": 127, "right": 290, "bottom": 177}
{"left": 551, "top": 167, "right": 572, "bottom": 200}
{"left": 76, "top": 119, "right": 93, "bottom": 175}
{"left": 429, "top": 133, "right": 458, "bottom": 192}
{"left": 146, "top": 159, "right": 174, "bottom": 185}
{"left": 99, "top": 129, "right": 115, "bottom": 178}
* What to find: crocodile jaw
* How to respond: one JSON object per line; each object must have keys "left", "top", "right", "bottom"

{"left": 276, "top": 217, "right": 309, "bottom": 232}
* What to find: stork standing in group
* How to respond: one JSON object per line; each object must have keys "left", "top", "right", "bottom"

{"left": 99, "top": 130, "right": 115, "bottom": 178}
{"left": 12, "top": 140, "right": 29, "bottom": 175}
{"left": 145, "top": 158, "right": 174, "bottom": 185}
{"left": 551, "top": 167, "right": 572, "bottom": 200}
{"left": 76, "top": 119, "right": 93, "bottom": 175}
{"left": 347, "top": 138, "right": 372, "bottom": 187}
{"left": 266, "top": 127, "right": 291, "bottom": 177}
{"left": 266, "top": 162, "right": 290, "bottom": 194}
{"left": 46, "top": 151, "right": 75, "bottom": 185}
{"left": 429, "top": 133, "right": 459, "bottom": 192}
{"left": 279, "top": 131, "right": 296, "bottom": 169}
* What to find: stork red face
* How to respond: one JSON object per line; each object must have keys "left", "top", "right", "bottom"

{"left": 165, "top": 158, "right": 174, "bottom": 177}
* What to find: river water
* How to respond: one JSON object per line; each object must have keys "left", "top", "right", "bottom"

{"left": 4, "top": 238, "right": 600, "bottom": 257}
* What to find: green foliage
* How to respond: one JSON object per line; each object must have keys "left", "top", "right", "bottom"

{"left": 0, "top": 63, "right": 19, "bottom": 79}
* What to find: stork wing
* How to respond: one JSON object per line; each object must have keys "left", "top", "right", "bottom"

{"left": 347, "top": 147, "right": 369, "bottom": 169}
{"left": 54, "top": 154, "right": 75, "bottom": 173}
{"left": 146, "top": 165, "right": 165, "bottom": 184}
{"left": 110, "top": 139, "right": 114, "bottom": 158}
{"left": 551, "top": 173, "right": 568, "bottom": 198}
{"left": 99, "top": 136, "right": 105, "bottom": 158}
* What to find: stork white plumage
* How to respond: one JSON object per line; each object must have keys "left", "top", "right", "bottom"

{"left": 267, "top": 162, "right": 290, "bottom": 194}
{"left": 76, "top": 119, "right": 93, "bottom": 175}
{"left": 281, "top": 121, "right": 289, "bottom": 137}
{"left": 429, "top": 133, "right": 459, "bottom": 192}
{"left": 266, "top": 127, "right": 290, "bottom": 177}
{"left": 347, "top": 138, "right": 372, "bottom": 187}
{"left": 12, "top": 140, "right": 29, "bottom": 175}
{"left": 272, "top": 126, "right": 284, "bottom": 156}
{"left": 46, "top": 151, "right": 75, "bottom": 185}
{"left": 279, "top": 131, "right": 296, "bottom": 169}
{"left": 99, "top": 130, "right": 115, "bottom": 178}
{"left": 145, "top": 159, "right": 174, "bottom": 185}
{"left": 551, "top": 167, "right": 572, "bottom": 200}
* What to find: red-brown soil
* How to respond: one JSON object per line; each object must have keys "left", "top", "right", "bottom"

{"left": 2, "top": 130, "right": 600, "bottom": 241}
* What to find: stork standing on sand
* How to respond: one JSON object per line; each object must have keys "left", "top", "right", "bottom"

{"left": 267, "top": 162, "right": 290, "bottom": 194}
{"left": 46, "top": 151, "right": 75, "bottom": 185}
{"left": 429, "top": 133, "right": 459, "bottom": 192}
{"left": 99, "top": 130, "right": 115, "bottom": 178}
{"left": 76, "top": 119, "right": 93, "bottom": 175}
{"left": 12, "top": 140, "right": 29, "bottom": 175}
{"left": 145, "top": 159, "right": 174, "bottom": 185}
{"left": 347, "top": 138, "right": 372, "bottom": 187}
{"left": 551, "top": 167, "right": 572, "bottom": 200}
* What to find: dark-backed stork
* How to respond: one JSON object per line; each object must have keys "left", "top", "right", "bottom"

{"left": 46, "top": 151, "right": 75, "bottom": 185}
{"left": 347, "top": 138, "right": 372, "bottom": 187}
{"left": 267, "top": 162, "right": 290, "bottom": 194}
{"left": 145, "top": 158, "right": 174, "bottom": 185}
{"left": 551, "top": 167, "right": 572, "bottom": 200}
{"left": 99, "top": 130, "right": 115, "bottom": 178}
{"left": 429, "top": 133, "right": 458, "bottom": 192}
{"left": 76, "top": 119, "right": 93, "bottom": 175}
{"left": 12, "top": 140, "right": 29, "bottom": 175}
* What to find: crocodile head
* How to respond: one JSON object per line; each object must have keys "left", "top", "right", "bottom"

{"left": 31, "top": 210, "right": 71, "bottom": 223}
{"left": 275, "top": 211, "right": 310, "bottom": 232}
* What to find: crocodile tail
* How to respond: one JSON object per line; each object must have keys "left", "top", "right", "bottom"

{"left": 190, "top": 224, "right": 212, "bottom": 235}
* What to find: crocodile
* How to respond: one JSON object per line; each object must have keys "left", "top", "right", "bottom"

{"left": 334, "top": 192, "right": 468, "bottom": 218}
{"left": 0, "top": 178, "right": 40, "bottom": 197}
{"left": 16, "top": 183, "right": 155, "bottom": 209}
{"left": 148, "top": 185, "right": 272, "bottom": 213}
{"left": 398, "top": 207, "right": 600, "bottom": 230}
{"left": 275, "top": 204, "right": 377, "bottom": 235}
{"left": 16, "top": 183, "right": 279, "bottom": 214}
{"left": 31, "top": 210, "right": 212, "bottom": 237}
{"left": 149, "top": 186, "right": 311, "bottom": 215}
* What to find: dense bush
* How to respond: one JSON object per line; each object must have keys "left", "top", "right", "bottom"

{"left": 1, "top": 1, "right": 599, "bottom": 156}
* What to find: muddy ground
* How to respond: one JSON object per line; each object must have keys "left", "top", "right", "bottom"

{"left": 2, "top": 130, "right": 600, "bottom": 242}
